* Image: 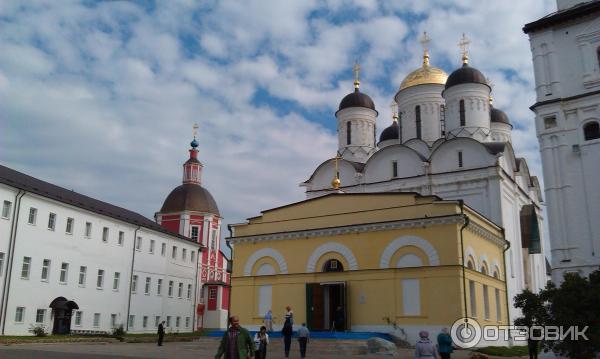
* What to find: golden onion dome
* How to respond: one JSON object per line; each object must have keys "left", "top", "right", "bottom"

{"left": 399, "top": 52, "right": 448, "bottom": 90}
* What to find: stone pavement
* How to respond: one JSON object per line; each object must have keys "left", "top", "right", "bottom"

{"left": 0, "top": 337, "right": 533, "bottom": 359}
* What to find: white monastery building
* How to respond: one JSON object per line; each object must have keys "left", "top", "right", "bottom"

{"left": 0, "top": 137, "right": 228, "bottom": 335}
{"left": 524, "top": 0, "right": 600, "bottom": 282}
{"left": 302, "top": 35, "right": 548, "bottom": 322}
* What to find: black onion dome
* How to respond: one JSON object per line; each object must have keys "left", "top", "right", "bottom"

{"left": 379, "top": 121, "right": 400, "bottom": 142}
{"left": 490, "top": 106, "right": 511, "bottom": 125}
{"left": 337, "top": 88, "right": 376, "bottom": 114}
{"left": 445, "top": 63, "right": 489, "bottom": 89}
{"left": 160, "top": 184, "right": 220, "bottom": 216}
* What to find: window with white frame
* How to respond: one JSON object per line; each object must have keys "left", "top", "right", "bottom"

{"left": 185, "top": 317, "right": 190, "bottom": 328}
{"left": 172, "top": 246, "right": 177, "bottom": 259}
{"left": 110, "top": 314, "right": 117, "bottom": 328}
{"left": 59, "top": 262, "right": 69, "bottom": 283}
{"left": 113, "top": 272, "right": 120, "bottom": 291}
{"left": 36, "top": 309, "right": 45, "bottom": 323}
{"left": 209, "top": 287, "right": 217, "bottom": 300}
{"left": 118, "top": 231, "right": 124, "bottom": 246}
{"left": 0, "top": 252, "right": 5, "bottom": 277}
{"left": 143, "top": 316, "right": 148, "bottom": 328}
{"left": 145, "top": 277, "right": 151, "bottom": 294}
{"left": 47, "top": 213, "right": 56, "bottom": 230}
{"left": 128, "top": 315, "right": 135, "bottom": 328}
{"left": 132, "top": 275, "right": 138, "bottom": 293}
{"left": 182, "top": 248, "right": 187, "bottom": 261}
{"left": 469, "top": 280, "right": 477, "bottom": 317}
{"left": 257, "top": 285, "right": 270, "bottom": 316}
{"left": 155, "top": 316, "right": 160, "bottom": 327}
{"left": 495, "top": 288, "right": 502, "bottom": 321}
{"left": 161, "top": 243, "right": 166, "bottom": 256}
{"left": 483, "top": 284, "right": 490, "bottom": 320}
{"left": 15, "top": 307, "right": 25, "bottom": 322}
{"left": 136, "top": 237, "right": 142, "bottom": 251}
{"left": 166, "top": 316, "right": 171, "bottom": 327}
{"left": 168, "top": 281, "right": 173, "bottom": 297}
{"left": 178, "top": 282, "right": 183, "bottom": 298}
{"left": 66, "top": 217, "right": 74, "bottom": 234}
{"left": 187, "top": 284, "right": 192, "bottom": 300}
{"left": 190, "top": 251, "right": 195, "bottom": 263}
{"left": 102, "top": 227, "right": 109, "bottom": 243}
{"left": 176, "top": 316, "right": 180, "bottom": 327}
{"left": 191, "top": 226, "right": 199, "bottom": 241}
{"left": 79, "top": 266, "right": 87, "bottom": 286}
{"left": 149, "top": 239, "right": 155, "bottom": 254}
{"left": 2, "top": 201, "right": 11, "bottom": 219}
{"left": 21, "top": 256, "right": 31, "bottom": 279}
{"left": 96, "top": 269, "right": 104, "bottom": 288}
{"left": 74, "top": 311, "right": 82, "bottom": 326}
{"left": 85, "top": 222, "right": 92, "bottom": 237}
{"left": 41, "top": 259, "right": 51, "bottom": 281}
{"left": 157, "top": 278, "right": 162, "bottom": 295}
{"left": 401, "top": 279, "right": 421, "bottom": 316}
{"left": 28, "top": 207, "right": 37, "bottom": 225}
{"left": 211, "top": 230, "right": 217, "bottom": 249}
{"left": 93, "top": 313, "right": 100, "bottom": 327}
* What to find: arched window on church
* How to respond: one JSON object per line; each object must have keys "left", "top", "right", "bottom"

{"left": 323, "top": 259, "right": 343, "bottom": 272}
{"left": 467, "top": 258, "right": 475, "bottom": 270}
{"left": 440, "top": 104, "right": 446, "bottom": 136}
{"left": 346, "top": 122, "right": 351, "bottom": 145}
{"left": 415, "top": 105, "right": 422, "bottom": 139}
{"left": 459, "top": 99, "right": 466, "bottom": 126}
{"left": 584, "top": 121, "right": 600, "bottom": 141}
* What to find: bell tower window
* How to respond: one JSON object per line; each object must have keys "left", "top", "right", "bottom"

{"left": 323, "top": 259, "right": 343, "bottom": 272}
{"left": 346, "top": 122, "right": 351, "bottom": 145}
{"left": 392, "top": 161, "right": 398, "bottom": 178}
{"left": 415, "top": 105, "right": 422, "bottom": 140}
{"left": 459, "top": 100, "right": 466, "bottom": 126}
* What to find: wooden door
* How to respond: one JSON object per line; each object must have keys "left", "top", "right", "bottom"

{"left": 305, "top": 283, "right": 324, "bottom": 330}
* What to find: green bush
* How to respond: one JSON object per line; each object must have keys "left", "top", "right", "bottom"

{"left": 111, "top": 325, "right": 125, "bottom": 341}
{"left": 28, "top": 324, "right": 48, "bottom": 337}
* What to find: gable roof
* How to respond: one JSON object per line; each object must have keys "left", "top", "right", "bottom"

{"left": 0, "top": 164, "right": 199, "bottom": 245}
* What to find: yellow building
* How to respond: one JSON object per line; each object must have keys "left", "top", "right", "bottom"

{"left": 229, "top": 192, "right": 508, "bottom": 342}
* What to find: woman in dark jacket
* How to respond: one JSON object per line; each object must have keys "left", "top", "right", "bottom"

{"left": 437, "top": 328, "right": 454, "bottom": 359}
{"left": 281, "top": 318, "right": 293, "bottom": 358}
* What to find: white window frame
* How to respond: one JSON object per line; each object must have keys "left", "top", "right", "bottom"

{"left": 74, "top": 311, "right": 83, "bottom": 326}
{"left": 28, "top": 207, "right": 37, "bottom": 225}
{"left": 161, "top": 243, "right": 166, "bottom": 256}
{"left": 66, "top": 217, "right": 74, "bottom": 234}
{"left": 166, "top": 316, "right": 171, "bottom": 327}
{"left": 102, "top": 227, "right": 109, "bottom": 243}
{"left": 176, "top": 316, "right": 180, "bottom": 327}
{"left": 178, "top": 282, "right": 183, "bottom": 298}
{"left": 132, "top": 275, "right": 138, "bottom": 293}
{"left": 190, "top": 251, "right": 195, "bottom": 263}
{"left": 2, "top": 200, "right": 12, "bottom": 219}
{"left": 110, "top": 314, "right": 117, "bottom": 328}
{"left": 41, "top": 259, "right": 51, "bottom": 282}
{"left": 21, "top": 256, "right": 31, "bottom": 279}
{"left": 187, "top": 284, "right": 192, "bottom": 300}
{"left": 118, "top": 231, "right": 124, "bottom": 246}
{"left": 85, "top": 222, "right": 92, "bottom": 238}
{"left": 143, "top": 316, "right": 148, "bottom": 328}
{"left": 36, "top": 309, "right": 45, "bottom": 323}
{"left": 135, "top": 237, "right": 142, "bottom": 251}
{"left": 185, "top": 317, "right": 190, "bottom": 328}
{"left": 172, "top": 246, "right": 177, "bottom": 259}
{"left": 93, "top": 313, "right": 101, "bottom": 327}
{"left": 191, "top": 226, "right": 199, "bottom": 241}
{"left": 97, "top": 269, "right": 104, "bottom": 289}
{"left": 128, "top": 315, "right": 135, "bottom": 328}
{"left": 48, "top": 212, "right": 56, "bottom": 231}
{"left": 113, "top": 272, "right": 120, "bottom": 291}
{"left": 78, "top": 266, "right": 87, "bottom": 286}
{"left": 155, "top": 316, "right": 160, "bottom": 327}
{"left": 168, "top": 281, "right": 173, "bottom": 297}
{"left": 149, "top": 239, "right": 155, "bottom": 254}
{"left": 182, "top": 248, "right": 187, "bottom": 261}
{"left": 0, "top": 252, "right": 5, "bottom": 277}
{"left": 144, "top": 277, "right": 151, "bottom": 295}
{"left": 157, "top": 278, "right": 162, "bottom": 296}
{"left": 59, "top": 262, "right": 69, "bottom": 283}
{"left": 15, "top": 307, "right": 25, "bottom": 323}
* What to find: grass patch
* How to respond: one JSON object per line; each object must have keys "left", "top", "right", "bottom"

{"left": 475, "top": 345, "right": 531, "bottom": 357}
{"left": 1, "top": 331, "right": 206, "bottom": 344}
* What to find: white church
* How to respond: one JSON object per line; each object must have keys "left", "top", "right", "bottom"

{"left": 302, "top": 34, "right": 548, "bottom": 322}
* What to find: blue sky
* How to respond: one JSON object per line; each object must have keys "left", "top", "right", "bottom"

{"left": 1, "top": 0, "right": 555, "bottom": 247}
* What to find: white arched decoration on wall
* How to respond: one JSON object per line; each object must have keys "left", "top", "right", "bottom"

{"left": 244, "top": 248, "right": 288, "bottom": 276}
{"left": 379, "top": 235, "right": 440, "bottom": 268}
{"left": 492, "top": 259, "right": 502, "bottom": 278}
{"left": 480, "top": 253, "right": 489, "bottom": 274}
{"left": 306, "top": 242, "right": 358, "bottom": 273}
{"left": 396, "top": 253, "right": 424, "bottom": 268}
{"left": 256, "top": 263, "right": 276, "bottom": 276}
{"left": 465, "top": 246, "right": 478, "bottom": 269}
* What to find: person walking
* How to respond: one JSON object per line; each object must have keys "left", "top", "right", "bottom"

{"left": 333, "top": 306, "right": 344, "bottom": 332}
{"left": 284, "top": 306, "right": 294, "bottom": 325}
{"left": 415, "top": 330, "right": 438, "bottom": 359}
{"left": 281, "top": 317, "right": 293, "bottom": 358}
{"left": 157, "top": 320, "right": 166, "bottom": 346}
{"left": 297, "top": 323, "right": 310, "bottom": 358}
{"left": 253, "top": 326, "right": 269, "bottom": 359}
{"left": 264, "top": 310, "right": 273, "bottom": 332}
{"left": 436, "top": 328, "right": 453, "bottom": 359}
{"left": 215, "top": 315, "right": 255, "bottom": 359}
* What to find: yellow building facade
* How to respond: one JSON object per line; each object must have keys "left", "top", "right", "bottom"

{"left": 229, "top": 193, "right": 509, "bottom": 342}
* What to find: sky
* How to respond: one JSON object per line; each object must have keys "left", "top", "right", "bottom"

{"left": 1, "top": 0, "right": 556, "bottom": 251}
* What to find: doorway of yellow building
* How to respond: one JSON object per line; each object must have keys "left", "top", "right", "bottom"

{"left": 306, "top": 282, "right": 347, "bottom": 331}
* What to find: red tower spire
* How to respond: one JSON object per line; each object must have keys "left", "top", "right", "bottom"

{"left": 183, "top": 135, "right": 203, "bottom": 185}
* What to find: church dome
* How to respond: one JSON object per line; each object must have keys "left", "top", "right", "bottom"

{"left": 399, "top": 54, "right": 448, "bottom": 90}
{"left": 445, "top": 63, "right": 488, "bottom": 89}
{"left": 490, "top": 106, "right": 511, "bottom": 125}
{"left": 161, "top": 183, "right": 220, "bottom": 215}
{"left": 379, "top": 121, "right": 400, "bottom": 142}
{"left": 337, "top": 88, "right": 376, "bottom": 113}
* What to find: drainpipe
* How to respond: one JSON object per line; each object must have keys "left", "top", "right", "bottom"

{"left": 192, "top": 247, "right": 201, "bottom": 332}
{"left": 502, "top": 231, "right": 512, "bottom": 344}
{"left": 125, "top": 226, "right": 141, "bottom": 332}
{"left": 226, "top": 225, "right": 234, "bottom": 326}
{"left": 0, "top": 190, "right": 25, "bottom": 335}
{"left": 458, "top": 200, "right": 470, "bottom": 322}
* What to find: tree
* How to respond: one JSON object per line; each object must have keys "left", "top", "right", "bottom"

{"left": 514, "top": 269, "right": 600, "bottom": 359}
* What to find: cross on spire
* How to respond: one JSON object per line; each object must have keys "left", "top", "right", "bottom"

{"left": 458, "top": 33, "right": 471, "bottom": 64}
{"left": 192, "top": 123, "right": 199, "bottom": 139}
{"left": 420, "top": 31, "right": 431, "bottom": 66}
{"left": 353, "top": 62, "right": 361, "bottom": 89}
{"left": 331, "top": 152, "right": 342, "bottom": 189}
{"left": 390, "top": 100, "right": 399, "bottom": 121}
{"left": 487, "top": 77, "right": 495, "bottom": 104}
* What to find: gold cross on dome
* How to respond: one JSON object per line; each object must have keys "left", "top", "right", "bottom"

{"left": 192, "top": 123, "right": 199, "bottom": 139}
{"left": 353, "top": 62, "right": 361, "bottom": 89}
{"left": 420, "top": 31, "right": 431, "bottom": 52}
{"left": 390, "top": 101, "right": 398, "bottom": 120}
{"left": 458, "top": 33, "right": 471, "bottom": 64}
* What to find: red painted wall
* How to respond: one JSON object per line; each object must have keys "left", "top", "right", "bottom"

{"left": 159, "top": 214, "right": 180, "bottom": 233}
{"left": 221, "top": 287, "right": 229, "bottom": 310}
